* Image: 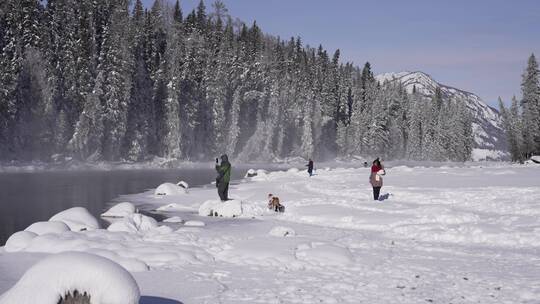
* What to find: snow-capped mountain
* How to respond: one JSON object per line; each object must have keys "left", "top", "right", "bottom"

{"left": 376, "top": 71, "right": 507, "bottom": 158}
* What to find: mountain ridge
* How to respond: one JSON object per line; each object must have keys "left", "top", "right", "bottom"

{"left": 376, "top": 71, "right": 507, "bottom": 157}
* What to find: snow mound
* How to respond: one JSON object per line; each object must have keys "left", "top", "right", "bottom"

{"left": 49, "top": 207, "right": 99, "bottom": 231}
{"left": 156, "top": 203, "right": 194, "bottom": 212}
{"left": 155, "top": 182, "right": 187, "bottom": 196}
{"left": 199, "top": 200, "right": 243, "bottom": 217}
{"left": 0, "top": 252, "right": 140, "bottom": 304}
{"left": 101, "top": 202, "right": 137, "bottom": 218}
{"left": 296, "top": 243, "right": 353, "bottom": 267}
{"left": 184, "top": 220, "right": 205, "bottom": 227}
{"left": 269, "top": 226, "right": 296, "bottom": 237}
{"left": 24, "top": 221, "right": 70, "bottom": 235}
{"left": 163, "top": 216, "right": 183, "bottom": 223}
{"left": 176, "top": 180, "right": 189, "bottom": 189}
{"left": 107, "top": 214, "right": 158, "bottom": 233}
{"left": 287, "top": 168, "right": 300, "bottom": 173}
{"left": 4, "top": 231, "right": 38, "bottom": 252}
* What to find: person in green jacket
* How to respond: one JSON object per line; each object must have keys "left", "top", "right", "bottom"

{"left": 215, "top": 154, "right": 231, "bottom": 201}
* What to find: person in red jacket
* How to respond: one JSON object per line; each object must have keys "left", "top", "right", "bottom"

{"left": 369, "top": 158, "right": 386, "bottom": 200}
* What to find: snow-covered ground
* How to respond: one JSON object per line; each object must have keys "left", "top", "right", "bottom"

{"left": 1, "top": 163, "right": 540, "bottom": 303}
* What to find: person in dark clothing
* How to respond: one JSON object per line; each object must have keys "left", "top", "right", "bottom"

{"left": 306, "top": 159, "right": 314, "bottom": 176}
{"left": 369, "top": 158, "right": 385, "bottom": 200}
{"left": 215, "top": 154, "right": 231, "bottom": 201}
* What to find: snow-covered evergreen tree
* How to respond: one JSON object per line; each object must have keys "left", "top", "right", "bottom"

{"left": 521, "top": 54, "right": 540, "bottom": 157}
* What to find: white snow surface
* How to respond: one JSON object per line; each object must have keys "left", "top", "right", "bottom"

{"left": 49, "top": 207, "right": 100, "bottom": 231}
{"left": 100, "top": 202, "right": 137, "bottom": 218}
{"left": 0, "top": 252, "right": 140, "bottom": 304}
{"left": 107, "top": 214, "right": 158, "bottom": 233}
{"left": 2, "top": 164, "right": 540, "bottom": 303}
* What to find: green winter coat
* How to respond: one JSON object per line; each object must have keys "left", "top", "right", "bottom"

{"left": 215, "top": 154, "right": 231, "bottom": 184}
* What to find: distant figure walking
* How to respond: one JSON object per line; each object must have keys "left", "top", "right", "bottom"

{"left": 369, "top": 158, "right": 386, "bottom": 200}
{"left": 306, "top": 159, "right": 314, "bottom": 177}
{"left": 215, "top": 154, "right": 231, "bottom": 201}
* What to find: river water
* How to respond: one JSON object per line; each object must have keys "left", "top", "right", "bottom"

{"left": 0, "top": 165, "right": 283, "bottom": 244}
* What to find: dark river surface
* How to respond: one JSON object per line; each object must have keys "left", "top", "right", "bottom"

{"left": 0, "top": 165, "right": 287, "bottom": 244}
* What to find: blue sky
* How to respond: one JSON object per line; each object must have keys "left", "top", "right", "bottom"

{"left": 143, "top": 0, "right": 540, "bottom": 107}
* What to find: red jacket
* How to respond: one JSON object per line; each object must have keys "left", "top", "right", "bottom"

{"left": 371, "top": 164, "right": 382, "bottom": 173}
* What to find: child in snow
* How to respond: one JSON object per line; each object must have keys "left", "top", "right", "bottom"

{"left": 369, "top": 158, "right": 386, "bottom": 200}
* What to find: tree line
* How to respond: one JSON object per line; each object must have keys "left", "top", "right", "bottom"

{"left": 0, "top": 0, "right": 474, "bottom": 163}
{"left": 499, "top": 54, "right": 540, "bottom": 162}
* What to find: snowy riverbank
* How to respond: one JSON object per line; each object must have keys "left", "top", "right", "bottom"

{"left": 1, "top": 163, "right": 539, "bottom": 303}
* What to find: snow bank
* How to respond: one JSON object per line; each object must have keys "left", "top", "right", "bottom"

{"left": 107, "top": 214, "right": 158, "bottom": 233}
{"left": 101, "top": 202, "right": 137, "bottom": 218}
{"left": 199, "top": 199, "right": 243, "bottom": 217}
{"left": 4, "top": 231, "right": 38, "bottom": 252}
{"left": 49, "top": 207, "right": 100, "bottom": 231}
{"left": 154, "top": 182, "right": 187, "bottom": 196}
{"left": 24, "top": 221, "right": 70, "bottom": 235}
{"left": 0, "top": 252, "right": 140, "bottom": 304}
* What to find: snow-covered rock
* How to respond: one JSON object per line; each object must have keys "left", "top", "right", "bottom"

{"left": 4, "top": 231, "right": 38, "bottom": 252}
{"left": 199, "top": 199, "right": 243, "bottom": 217}
{"left": 176, "top": 180, "right": 189, "bottom": 189}
{"left": 101, "top": 202, "right": 137, "bottom": 218}
{"left": 245, "top": 169, "right": 269, "bottom": 181}
{"left": 49, "top": 207, "right": 100, "bottom": 231}
{"left": 245, "top": 169, "right": 257, "bottom": 177}
{"left": 0, "top": 252, "right": 140, "bottom": 304}
{"left": 163, "top": 216, "right": 183, "bottom": 223}
{"left": 107, "top": 214, "right": 158, "bottom": 233}
{"left": 24, "top": 221, "right": 70, "bottom": 235}
{"left": 269, "top": 226, "right": 296, "bottom": 237}
{"left": 155, "top": 182, "right": 187, "bottom": 196}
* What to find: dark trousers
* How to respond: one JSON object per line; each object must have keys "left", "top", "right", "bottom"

{"left": 218, "top": 182, "right": 229, "bottom": 201}
{"left": 373, "top": 187, "right": 381, "bottom": 200}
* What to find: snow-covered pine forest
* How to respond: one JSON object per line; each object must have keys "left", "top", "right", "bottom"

{"left": 0, "top": 0, "right": 474, "bottom": 162}
{"left": 498, "top": 54, "right": 540, "bottom": 162}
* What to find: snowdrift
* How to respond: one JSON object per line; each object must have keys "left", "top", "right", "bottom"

{"left": 101, "top": 202, "right": 137, "bottom": 218}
